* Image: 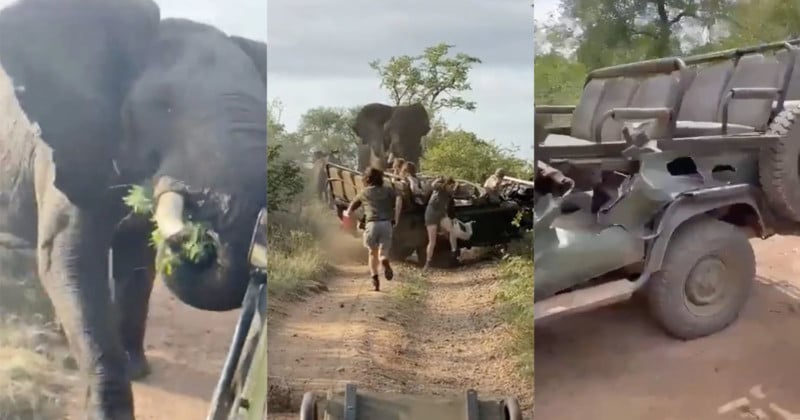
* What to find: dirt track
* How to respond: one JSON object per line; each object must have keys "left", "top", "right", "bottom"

{"left": 535, "top": 235, "right": 800, "bottom": 420}
{"left": 267, "top": 259, "right": 534, "bottom": 419}
{"left": 68, "top": 281, "right": 239, "bottom": 419}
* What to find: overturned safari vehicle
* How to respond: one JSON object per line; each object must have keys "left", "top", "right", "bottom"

{"left": 325, "top": 163, "right": 526, "bottom": 266}
{"left": 535, "top": 38, "right": 800, "bottom": 339}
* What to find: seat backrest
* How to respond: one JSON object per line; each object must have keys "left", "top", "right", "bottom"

{"left": 328, "top": 166, "right": 346, "bottom": 201}
{"left": 719, "top": 53, "right": 782, "bottom": 130}
{"left": 777, "top": 49, "right": 800, "bottom": 101}
{"left": 627, "top": 71, "right": 684, "bottom": 138}
{"left": 342, "top": 171, "right": 358, "bottom": 201}
{"left": 570, "top": 78, "right": 606, "bottom": 140}
{"left": 678, "top": 60, "right": 734, "bottom": 122}
{"left": 590, "top": 77, "right": 639, "bottom": 142}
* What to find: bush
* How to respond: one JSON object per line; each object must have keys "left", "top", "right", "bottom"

{"left": 267, "top": 143, "right": 305, "bottom": 212}
{"left": 266, "top": 203, "right": 336, "bottom": 300}
{"left": 495, "top": 231, "right": 534, "bottom": 377}
{"left": 421, "top": 129, "right": 532, "bottom": 183}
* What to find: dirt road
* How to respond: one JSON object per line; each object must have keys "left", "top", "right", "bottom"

{"left": 267, "top": 260, "right": 533, "bottom": 419}
{"left": 131, "top": 281, "right": 239, "bottom": 420}
{"left": 535, "top": 235, "right": 800, "bottom": 420}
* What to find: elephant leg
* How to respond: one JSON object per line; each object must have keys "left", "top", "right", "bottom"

{"left": 37, "top": 186, "right": 133, "bottom": 419}
{"left": 112, "top": 224, "right": 155, "bottom": 381}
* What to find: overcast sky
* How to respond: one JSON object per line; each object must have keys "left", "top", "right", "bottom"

{"left": 268, "top": 0, "right": 534, "bottom": 159}
{"left": 0, "top": 0, "right": 268, "bottom": 42}
{"left": 535, "top": 0, "right": 560, "bottom": 23}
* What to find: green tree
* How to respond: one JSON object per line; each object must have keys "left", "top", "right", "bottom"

{"left": 295, "top": 106, "right": 360, "bottom": 167}
{"left": 421, "top": 129, "right": 532, "bottom": 183}
{"left": 548, "top": 0, "right": 734, "bottom": 69}
{"left": 534, "top": 53, "right": 587, "bottom": 105}
{"left": 267, "top": 98, "right": 305, "bottom": 211}
{"left": 711, "top": 0, "right": 800, "bottom": 48}
{"left": 369, "top": 43, "right": 482, "bottom": 116}
{"left": 268, "top": 98, "right": 304, "bottom": 161}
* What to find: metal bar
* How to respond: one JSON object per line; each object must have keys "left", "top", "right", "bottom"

{"left": 344, "top": 383, "right": 357, "bottom": 420}
{"left": 539, "top": 135, "right": 780, "bottom": 161}
{"left": 535, "top": 105, "right": 576, "bottom": 114}
{"left": 206, "top": 280, "right": 260, "bottom": 420}
{"left": 587, "top": 57, "right": 686, "bottom": 80}
{"left": 107, "top": 249, "right": 115, "bottom": 303}
{"left": 465, "top": 389, "right": 479, "bottom": 420}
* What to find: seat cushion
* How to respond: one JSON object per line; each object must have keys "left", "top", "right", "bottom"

{"left": 674, "top": 121, "right": 756, "bottom": 137}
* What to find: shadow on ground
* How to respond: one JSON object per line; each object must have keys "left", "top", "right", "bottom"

{"left": 535, "top": 277, "right": 800, "bottom": 420}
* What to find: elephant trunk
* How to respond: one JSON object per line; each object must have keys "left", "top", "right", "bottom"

{"left": 151, "top": 179, "right": 250, "bottom": 311}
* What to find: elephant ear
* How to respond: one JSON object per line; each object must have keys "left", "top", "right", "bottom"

{"left": 0, "top": 0, "right": 161, "bottom": 207}
{"left": 408, "top": 103, "right": 431, "bottom": 136}
{"left": 229, "top": 35, "right": 266, "bottom": 84}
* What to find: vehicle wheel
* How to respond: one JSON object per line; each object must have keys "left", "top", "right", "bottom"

{"left": 647, "top": 216, "right": 755, "bottom": 340}
{"left": 299, "top": 392, "right": 318, "bottom": 420}
{"left": 760, "top": 105, "right": 800, "bottom": 222}
{"left": 503, "top": 397, "right": 522, "bottom": 420}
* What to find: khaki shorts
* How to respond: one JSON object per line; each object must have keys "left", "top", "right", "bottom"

{"left": 363, "top": 220, "right": 393, "bottom": 253}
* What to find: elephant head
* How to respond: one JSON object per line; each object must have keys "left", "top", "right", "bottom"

{"left": 0, "top": 0, "right": 162, "bottom": 208}
{"left": 119, "top": 19, "right": 267, "bottom": 311}
{"left": 352, "top": 102, "right": 430, "bottom": 171}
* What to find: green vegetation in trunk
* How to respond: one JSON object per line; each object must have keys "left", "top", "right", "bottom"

{"left": 123, "top": 184, "right": 216, "bottom": 276}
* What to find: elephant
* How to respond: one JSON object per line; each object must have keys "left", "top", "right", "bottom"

{"left": 0, "top": 1, "right": 266, "bottom": 418}
{"left": 352, "top": 102, "right": 431, "bottom": 171}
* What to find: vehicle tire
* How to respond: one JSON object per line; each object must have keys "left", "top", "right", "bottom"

{"left": 760, "top": 104, "right": 800, "bottom": 222}
{"left": 647, "top": 216, "right": 755, "bottom": 340}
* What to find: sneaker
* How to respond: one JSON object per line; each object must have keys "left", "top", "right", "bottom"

{"left": 381, "top": 259, "right": 394, "bottom": 281}
{"left": 371, "top": 274, "right": 380, "bottom": 291}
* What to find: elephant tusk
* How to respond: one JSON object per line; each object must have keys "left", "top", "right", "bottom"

{"left": 154, "top": 191, "right": 186, "bottom": 239}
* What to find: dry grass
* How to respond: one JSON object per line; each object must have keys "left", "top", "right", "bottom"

{"left": 267, "top": 203, "right": 337, "bottom": 301}
{"left": 0, "top": 247, "right": 72, "bottom": 419}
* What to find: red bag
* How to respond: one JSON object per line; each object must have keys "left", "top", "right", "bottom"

{"left": 341, "top": 214, "right": 354, "bottom": 231}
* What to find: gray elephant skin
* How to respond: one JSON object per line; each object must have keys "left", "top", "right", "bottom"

{"left": 352, "top": 102, "right": 431, "bottom": 171}
{"left": 0, "top": 0, "right": 266, "bottom": 418}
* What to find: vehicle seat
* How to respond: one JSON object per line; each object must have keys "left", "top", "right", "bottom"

{"left": 591, "top": 77, "right": 640, "bottom": 142}
{"left": 676, "top": 54, "right": 782, "bottom": 137}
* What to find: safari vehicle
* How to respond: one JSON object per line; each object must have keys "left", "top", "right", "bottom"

{"left": 534, "top": 39, "right": 800, "bottom": 339}
{"left": 325, "top": 162, "right": 524, "bottom": 265}
{"left": 206, "top": 208, "right": 267, "bottom": 420}
{"left": 299, "top": 384, "right": 522, "bottom": 420}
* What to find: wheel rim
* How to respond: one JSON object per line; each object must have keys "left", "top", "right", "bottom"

{"left": 684, "top": 255, "right": 729, "bottom": 316}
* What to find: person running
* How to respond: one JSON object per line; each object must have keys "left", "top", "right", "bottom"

{"left": 400, "top": 161, "right": 425, "bottom": 206}
{"left": 423, "top": 176, "right": 459, "bottom": 270}
{"left": 343, "top": 167, "right": 403, "bottom": 291}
